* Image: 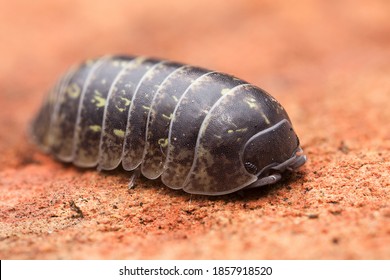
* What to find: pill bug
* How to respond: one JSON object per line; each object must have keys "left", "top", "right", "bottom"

{"left": 30, "top": 55, "right": 306, "bottom": 195}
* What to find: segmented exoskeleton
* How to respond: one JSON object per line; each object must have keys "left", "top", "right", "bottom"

{"left": 31, "top": 55, "right": 306, "bottom": 195}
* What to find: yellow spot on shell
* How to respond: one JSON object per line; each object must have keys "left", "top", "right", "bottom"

{"left": 172, "top": 95, "right": 178, "bottom": 102}
{"left": 116, "top": 97, "right": 131, "bottom": 112}
{"left": 261, "top": 112, "right": 271, "bottom": 125}
{"left": 89, "top": 125, "right": 101, "bottom": 132}
{"left": 132, "top": 57, "right": 145, "bottom": 67}
{"left": 92, "top": 90, "right": 106, "bottom": 107}
{"left": 116, "top": 106, "right": 125, "bottom": 112}
{"left": 162, "top": 113, "right": 173, "bottom": 120}
{"left": 113, "top": 129, "right": 125, "bottom": 137}
{"left": 221, "top": 88, "right": 230, "bottom": 95}
{"left": 66, "top": 83, "right": 81, "bottom": 99}
{"left": 142, "top": 105, "right": 150, "bottom": 110}
{"left": 245, "top": 98, "right": 257, "bottom": 109}
{"left": 158, "top": 138, "right": 169, "bottom": 148}
{"left": 228, "top": 128, "right": 248, "bottom": 133}
{"left": 112, "top": 60, "right": 130, "bottom": 68}
{"left": 120, "top": 97, "right": 131, "bottom": 106}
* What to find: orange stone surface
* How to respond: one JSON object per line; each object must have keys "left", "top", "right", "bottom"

{"left": 0, "top": 0, "right": 389, "bottom": 259}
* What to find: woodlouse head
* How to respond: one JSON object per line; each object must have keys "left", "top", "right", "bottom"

{"left": 241, "top": 119, "right": 306, "bottom": 188}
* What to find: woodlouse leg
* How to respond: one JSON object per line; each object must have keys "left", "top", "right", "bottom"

{"left": 245, "top": 173, "right": 282, "bottom": 189}
{"left": 128, "top": 168, "right": 141, "bottom": 189}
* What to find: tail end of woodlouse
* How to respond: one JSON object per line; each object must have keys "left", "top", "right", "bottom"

{"left": 28, "top": 93, "right": 54, "bottom": 154}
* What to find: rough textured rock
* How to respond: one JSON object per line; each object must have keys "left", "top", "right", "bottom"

{"left": 0, "top": 0, "right": 389, "bottom": 259}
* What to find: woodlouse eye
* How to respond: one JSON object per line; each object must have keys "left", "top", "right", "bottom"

{"left": 245, "top": 162, "right": 258, "bottom": 174}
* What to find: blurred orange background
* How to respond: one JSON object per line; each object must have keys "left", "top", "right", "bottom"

{"left": 0, "top": 0, "right": 389, "bottom": 259}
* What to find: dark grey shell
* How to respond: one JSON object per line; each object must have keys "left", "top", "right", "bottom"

{"left": 31, "top": 55, "right": 306, "bottom": 195}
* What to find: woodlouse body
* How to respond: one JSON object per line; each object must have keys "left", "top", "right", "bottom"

{"left": 31, "top": 55, "right": 306, "bottom": 195}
